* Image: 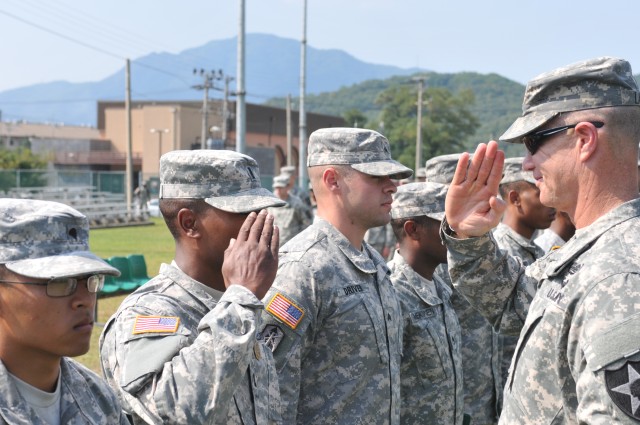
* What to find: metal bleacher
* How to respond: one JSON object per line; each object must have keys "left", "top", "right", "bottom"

{"left": 3, "top": 186, "right": 150, "bottom": 228}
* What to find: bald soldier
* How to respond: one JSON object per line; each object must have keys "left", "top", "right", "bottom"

{"left": 100, "top": 150, "right": 285, "bottom": 424}
{"left": 443, "top": 57, "right": 640, "bottom": 422}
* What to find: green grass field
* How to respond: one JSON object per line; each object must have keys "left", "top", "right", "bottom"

{"left": 76, "top": 217, "right": 174, "bottom": 373}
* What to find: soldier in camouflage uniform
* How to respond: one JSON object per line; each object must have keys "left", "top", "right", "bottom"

{"left": 493, "top": 156, "right": 556, "bottom": 390}
{"left": 268, "top": 174, "right": 311, "bottom": 246}
{"left": 280, "top": 165, "right": 313, "bottom": 218}
{"left": 388, "top": 182, "right": 465, "bottom": 424}
{"left": 425, "top": 154, "right": 502, "bottom": 425}
{"left": 443, "top": 57, "right": 640, "bottom": 423}
{"left": 364, "top": 222, "right": 395, "bottom": 259}
{"left": 99, "top": 150, "right": 285, "bottom": 424}
{"left": 0, "top": 199, "right": 129, "bottom": 424}
{"left": 260, "top": 128, "right": 412, "bottom": 424}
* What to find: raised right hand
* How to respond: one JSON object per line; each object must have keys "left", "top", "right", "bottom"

{"left": 445, "top": 140, "right": 506, "bottom": 238}
{"left": 222, "top": 210, "right": 279, "bottom": 299}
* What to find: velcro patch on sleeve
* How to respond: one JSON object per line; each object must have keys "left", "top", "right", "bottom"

{"left": 266, "top": 293, "right": 304, "bottom": 329}
{"left": 132, "top": 315, "right": 180, "bottom": 335}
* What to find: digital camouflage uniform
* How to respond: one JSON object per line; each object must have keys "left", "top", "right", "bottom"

{"left": 260, "top": 128, "right": 412, "bottom": 425}
{"left": 388, "top": 254, "right": 464, "bottom": 424}
{"left": 492, "top": 222, "right": 544, "bottom": 390}
{"left": 446, "top": 199, "right": 640, "bottom": 423}
{"left": 388, "top": 181, "right": 464, "bottom": 424}
{"left": 0, "top": 358, "right": 129, "bottom": 425}
{"left": 446, "top": 57, "right": 640, "bottom": 423}
{"left": 100, "top": 149, "right": 285, "bottom": 424}
{"left": 426, "top": 154, "right": 501, "bottom": 424}
{"left": 364, "top": 222, "right": 395, "bottom": 259}
{"left": 268, "top": 194, "right": 311, "bottom": 246}
{"left": 100, "top": 264, "right": 281, "bottom": 424}
{"left": 0, "top": 199, "right": 125, "bottom": 425}
{"left": 260, "top": 219, "right": 403, "bottom": 424}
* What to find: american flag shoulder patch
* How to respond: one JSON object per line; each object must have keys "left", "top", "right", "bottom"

{"left": 132, "top": 315, "right": 180, "bottom": 335}
{"left": 266, "top": 293, "right": 304, "bottom": 329}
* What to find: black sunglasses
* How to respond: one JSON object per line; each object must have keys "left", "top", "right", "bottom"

{"left": 522, "top": 121, "right": 604, "bottom": 155}
{"left": 0, "top": 275, "right": 104, "bottom": 297}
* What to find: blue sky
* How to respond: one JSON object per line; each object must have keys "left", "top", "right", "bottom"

{"left": 1, "top": 0, "right": 639, "bottom": 93}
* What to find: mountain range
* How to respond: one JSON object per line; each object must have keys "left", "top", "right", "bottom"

{"left": 0, "top": 33, "right": 423, "bottom": 126}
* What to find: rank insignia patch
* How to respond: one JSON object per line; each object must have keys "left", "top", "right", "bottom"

{"left": 266, "top": 293, "right": 304, "bottom": 329}
{"left": 260, "top": 324, "right": 285, "bottom": 352}
{"left": 606, "top": 360, "right": 640, "bottom": 420}
{"left": 132, "top": 315, "right": 180, "bottom": 334}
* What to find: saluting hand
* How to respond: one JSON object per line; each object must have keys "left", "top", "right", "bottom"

{"left": 222, "top": 209, "right": 279, "bottom": 299}
{"left": 445, "top": 140, "right": 506, "bottom": 238}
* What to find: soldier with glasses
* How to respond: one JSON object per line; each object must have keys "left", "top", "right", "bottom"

{"left": 0, "top": 198, "right": 129, "bottom": 424}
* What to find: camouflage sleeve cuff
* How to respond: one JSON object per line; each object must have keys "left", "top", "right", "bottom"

{"left": 440, "top": 218, "right": 495, "bottom": 253}
{"left": 220, "top": 284, "right": 264, "bottom": 309}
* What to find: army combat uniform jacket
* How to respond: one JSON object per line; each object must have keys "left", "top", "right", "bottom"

{"left": 492, "top": 223, "right": 544, "bottom": 403}
{"left": 436, "top": 264, "right": 501, "bottom": 425}
{"left": 0, "top": 358, "right": 129, "bottom": 425}
{"left": 260, "top": 218, "right": 403, "bottom": 424}
{"left": 99, "top": 263, "right": 281, "bottom": 424}
{"left": 387, "top": 253, "right": 464, "bottom": 425}
{"left": 445, "top": 199, "right": 640, "bottom": 423}
{"left": 268, "top": 193, "right": 311, "bottom": 246}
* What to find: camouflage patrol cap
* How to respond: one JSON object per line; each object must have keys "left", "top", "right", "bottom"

{"left": 280, "top": 165, "right": 296, "bottom": 176}
{"left": 415, "top": 167, "right": 426, "bottom": 180}
{"left": 500, "top": 157, "right": 536, "bottom": 185}
{"left": 0, "top": 199, "right": 120, "bottom": 279}
{"left": 272, "top": 174, "right": 290, "bottom": 188}
{"left": 500, "top": 57, "right": 640, "bottom": 143}
{"left": 391, "top": 182, "right": 448, "bottom": 221}
{"left": 424, "top": 153, "right": 463, "bottom": 185}
{"left": 159, "top": 150, "right": 285, "bottom": 213}
{"left": 307, "top": 128, "right": 413, "bottom": 179}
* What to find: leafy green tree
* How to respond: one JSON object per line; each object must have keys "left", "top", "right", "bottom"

{"left": 0, "top": 147, "right": 48, "bottom": 191}
{"left": 343, "top": 108, "right": 368, "bottom": 128}
{"left": 376, "top": 85, "right": 479, "bottom": 169}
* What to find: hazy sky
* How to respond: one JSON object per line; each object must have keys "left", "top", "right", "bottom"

{"left": 2, "top": 0, "right": 639, "bottom": 93}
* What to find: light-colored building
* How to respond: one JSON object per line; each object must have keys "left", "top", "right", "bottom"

{"left": 98, "top": 100, "right": 345, "bottom": 181}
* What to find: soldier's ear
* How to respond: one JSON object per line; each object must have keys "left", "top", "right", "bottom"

{"left": 403, "top": 220, "right": 420, "bottom": 240}
{"left": 323, "top": 167, "right": 340, "bottom": 192}
{"left": 508, "top": 190, "right": 520, "bottom": 206}
{"left": 177, "top": 208, "right": 200, "bottom": 238}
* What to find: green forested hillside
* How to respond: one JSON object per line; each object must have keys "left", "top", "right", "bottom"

{"left": 267, "top": 71, "right": 527, "bottom": 157}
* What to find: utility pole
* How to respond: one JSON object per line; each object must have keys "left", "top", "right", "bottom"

{"left": 236, "top": 0, "right": 246, "bottom": 154}
{"left": 222, "top": 75, "right": 234, "bottom": 146}
{"left": 413, "top": 76, "right": 426, "bottom": 174}
{"left": 192, "top": 69, "right": 222, "bottom": 149}
{"left": 125, "top": 58, "right": 133, "bottom": 217}
{"left": 298, "top": 0, "right": 308, "bottom": 190}
{"left": 286, "top": 94, "right": 292, "bottom": 166}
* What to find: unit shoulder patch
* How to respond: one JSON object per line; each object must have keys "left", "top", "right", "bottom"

{"left": 606, "top": 360, "right": 640, "bottom": 420}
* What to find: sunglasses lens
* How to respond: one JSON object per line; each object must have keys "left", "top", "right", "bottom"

{"left": 47, "top": 278, "right": 76, "bottom": 297}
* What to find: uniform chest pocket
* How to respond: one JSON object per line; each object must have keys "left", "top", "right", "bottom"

{"left": 325, "top": 286, "right": 387, "bottom": 383}
{"left": 405, "top": 306, "right": 450, "bottom": 385}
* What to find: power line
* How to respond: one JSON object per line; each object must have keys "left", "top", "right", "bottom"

{"left": 0, "top": 8, "right": 122, "bottom": 60}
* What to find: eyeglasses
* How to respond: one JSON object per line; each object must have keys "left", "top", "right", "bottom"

{"left": 522, "top": 121, "right": 604, "bottom": 155}
{"left": 0, "top": 275, "right": 104, "bottom": 297}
